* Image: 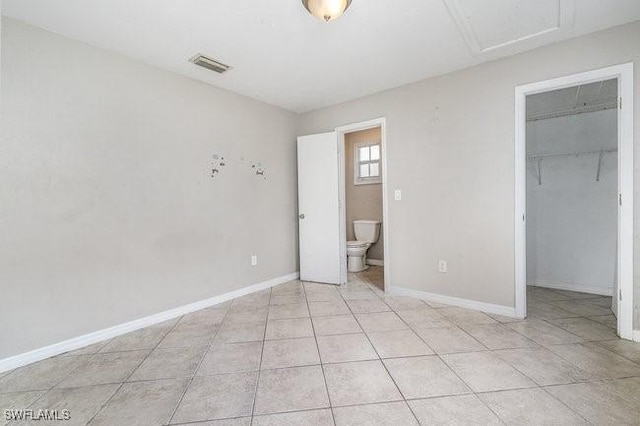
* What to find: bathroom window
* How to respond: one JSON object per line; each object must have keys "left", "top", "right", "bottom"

{"left": 354, "top": 141, "right": 382, "bottom": 185}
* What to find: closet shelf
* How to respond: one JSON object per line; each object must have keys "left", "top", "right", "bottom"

{"left": 527, "top": 148, "right": 617, "bottom": 185}
{"left": 527, "top": 148, "right": 617, "bottom": 161}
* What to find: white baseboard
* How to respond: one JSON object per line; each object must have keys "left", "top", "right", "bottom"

{"left": 0, "top": 272, "right": 299, "bottom": 374}
{"left": 367, "top": 259, "right": 384, "bottom": 267}
{"left": 527, "top": 280, "right": 613, "bottom": 297}
{"left": 388, "top": 285, "right": 516, "bottom": 318}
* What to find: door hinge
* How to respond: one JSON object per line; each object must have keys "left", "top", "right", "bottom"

{"left": 619, "top": 97, "right": 622, "bottom": 110}
{"left": 619, "top": 194, "right": 623, "bottom": 206}
{"left": 619, "top": 289, "right": 622, "bottom": 301}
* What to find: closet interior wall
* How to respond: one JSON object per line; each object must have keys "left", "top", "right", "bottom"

{"left": 526, "top": 107, "right": 618, "bottom": 296}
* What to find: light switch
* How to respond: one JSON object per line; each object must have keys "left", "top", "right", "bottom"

{"left": 394, "top": 190, "right": 402, "bottom": 201}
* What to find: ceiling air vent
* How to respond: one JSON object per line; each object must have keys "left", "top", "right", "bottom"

{"left": 189, "top": 54, "right": 230, "bottom": 74}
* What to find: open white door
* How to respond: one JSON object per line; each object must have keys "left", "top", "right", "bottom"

{"left": 297, "top": 132, "right": 345, "bottom": 285}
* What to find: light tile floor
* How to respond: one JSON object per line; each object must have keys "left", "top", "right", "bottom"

{"left": 2, "top": 267, "right": 640, "bottom": 425}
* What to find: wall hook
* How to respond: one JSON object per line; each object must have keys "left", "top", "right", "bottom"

{"left": 211, "top": 154, "right": 226, "bottom": 178}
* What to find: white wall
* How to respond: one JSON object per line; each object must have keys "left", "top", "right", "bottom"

{"left": 298, "top": 21, "right": 640, "bottom": 324}
{"left": 526, "top": 110, "right": 617, "bottom": 295}
{"left": 0, "top": 18, "right": 299, "bottom": 359}
{"left": 3, "top": 17, "right": 640, "bottom": 362}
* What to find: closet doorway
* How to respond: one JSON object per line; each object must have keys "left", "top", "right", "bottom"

{"left": 514, "top": 64, "right": 634, "bottom": 340}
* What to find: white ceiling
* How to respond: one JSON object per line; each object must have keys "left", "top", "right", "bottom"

{"left": 3, "top": 0, "right": 640, "bottom": 113}
{"left": 527, "top": 79, "right": 618, "bottom": 120}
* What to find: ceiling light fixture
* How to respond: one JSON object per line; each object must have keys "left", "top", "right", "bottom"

{"left": 302, "top": 0, "right": 352, "bottom": 22}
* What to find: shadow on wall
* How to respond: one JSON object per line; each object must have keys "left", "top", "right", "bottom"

{"left": 345, "top": 127, "right": 383, "bottom": 261}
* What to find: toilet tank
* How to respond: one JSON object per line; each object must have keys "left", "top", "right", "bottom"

{"left": 354, "top": 220, "right": 381, "bottom": 243}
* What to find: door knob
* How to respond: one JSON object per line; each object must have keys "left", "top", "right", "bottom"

{"left": 299, "top": 214, "right": 305, "bottom": 219}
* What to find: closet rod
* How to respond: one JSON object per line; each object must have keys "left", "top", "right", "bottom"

{"left": 526, "top": 101, "right": 617, "bottom": 122}
{"left": 527, "top": 148, "right": 617, "bottom": 161}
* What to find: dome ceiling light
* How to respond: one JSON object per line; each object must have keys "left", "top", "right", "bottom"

{"left": 302, "top": 0, "right": 353, "bottom": 22}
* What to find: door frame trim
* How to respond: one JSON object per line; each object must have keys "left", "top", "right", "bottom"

{"left": 514, "top": 63, "right": 634, "bottom": 339}
{"left": 335, "top": 117, "right": 389, "bottom": 290}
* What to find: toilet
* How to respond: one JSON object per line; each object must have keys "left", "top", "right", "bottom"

{"left": 347, "top": 220, "right": 381, "bottom": 272}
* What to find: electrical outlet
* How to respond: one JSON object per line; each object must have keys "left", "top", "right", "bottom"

{"left": 394, "top": 190, "right": 402, "bottom": 201}
{"left": 438, "top": 260, "right": 447, "bottom": 273}
{"left": 251, "top": 255, "right": 258, "bottom": 266}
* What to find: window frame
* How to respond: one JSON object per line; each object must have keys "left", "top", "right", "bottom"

{"left": 353, "top": 141, "right": 382, "bottom": 185}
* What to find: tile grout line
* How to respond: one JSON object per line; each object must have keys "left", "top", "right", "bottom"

{"left": 165, "top": 303, "right": 234, "bottom": 425}
{"left": 539, "top": 317, "right": 603, "bottom": 342}
{"left": 538, "top": 385, "right": 595, "bottom": 425}
{"left": 16, "top": 352, "right": 122, "bottom": 420}
{"left": 591, "top": 342, "right": 640, "bottom": 366}
{"left": 339, "top": 275, "right": 423, "bottom": 425}
{"left": 410, "top": 334, "right": 509, "bottom": 424}
{"left": 21, "top": 349, "right": 639, "bottom": 396}
{"left": 249, "top": 287, "right": 274, "bottom": 423}
{"left": 5, "top": 272, "right": 638, "bottom": 425}
{"left": 362, "top": 272, "right": 510, "bottom": 425}
{"left": 528, "top": 293, "right": 640, "bottom": 367}
{"left": 302, "top": 279, "right": 338, "bottom": 425}
{"left": 3, "top": 331, "right": 140, "bottom": 408}
{"left": 367, "top": 278, "right": 511, "bottom": 425}
{"left": 17, "top": 321, "right": 179, "bottom": 422}
{"left": 508, "top": 293, "right": 627, "bottom": 425}
{"left": 477, "top": 336, "right": 591, "bottom": 424}
{"left": 167, "top": 414, "right": 250, "bottom": 426}
{"left": 85, "top": 316, "right": 185, "bottom": 425}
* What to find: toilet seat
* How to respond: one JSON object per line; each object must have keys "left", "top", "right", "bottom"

{"left": 347, "top": 240, "right": 369, "bottom": 249}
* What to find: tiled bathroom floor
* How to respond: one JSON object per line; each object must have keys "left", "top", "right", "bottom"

{"left": 2, "top": 266, "right": 640, "bottom": 425}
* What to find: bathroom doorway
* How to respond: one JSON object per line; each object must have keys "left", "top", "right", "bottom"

{"left": 336, "top": 118, "right": 389, "bottom": 292}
